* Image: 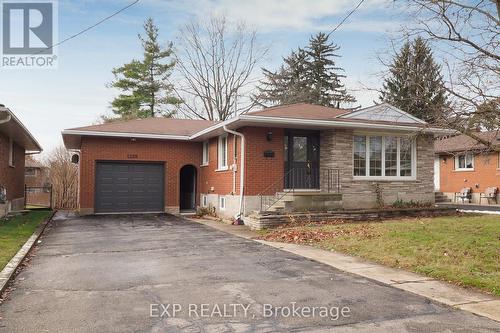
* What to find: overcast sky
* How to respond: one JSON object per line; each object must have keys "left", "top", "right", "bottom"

{"left": 0, "top": 0, "right": 406, "bottom": 156}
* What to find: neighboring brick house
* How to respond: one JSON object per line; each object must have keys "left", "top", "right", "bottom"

{"left": 0, "top": 106, "right": 43, "bottom": 216}
{"left": 25, "top": 157, "right": 51, "bottom": 207}
{"left": 62, "top": 103, "right": 448, "bottom": 221}
{"left": 25, "top": 157, "right": 50, "bottom": 187}
{"left": 434, "top": 131, "right": 500, "bottom": 204}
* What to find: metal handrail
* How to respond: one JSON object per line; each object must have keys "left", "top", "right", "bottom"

{"left": 258, "top": 168, "right": 296, "bottom": 212}
{"left": 259, "top": 168, "right": 341, "bottom": 212}
{"left": 257, "top": 167, "right": 296, "bottom": 198}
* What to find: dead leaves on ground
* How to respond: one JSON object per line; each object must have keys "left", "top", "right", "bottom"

{"left": 257, "top": 222, "right": 381, "bottom": 245}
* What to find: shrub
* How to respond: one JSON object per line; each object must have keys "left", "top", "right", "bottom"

{"left": 391, "top": 199, "right": 433, "bottom": 209}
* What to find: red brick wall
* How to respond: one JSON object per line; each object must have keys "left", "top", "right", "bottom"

{"left": 439, "top": 152, "right": 500, "bottom": 193}
{"left": 79, "top": 137, "right": 201, "bottom": 210}
{"left": 241, "top": 127, "right": 284, "bottom": 195}
{"left": 199, "top": 134, "right": 239, "bottom": 195}
{"left": 198, "top": 127, "right": 284, "bottom": 196}
{"left": 79, "top": 127, "right": 287, "bottom": 211}
{"left": 0, "top": 133, "right": 25, "bottom": 200}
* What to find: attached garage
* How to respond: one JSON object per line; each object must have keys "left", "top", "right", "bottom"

{"left": 62, "top": 117, "right": 215, "bottom": 214}
{"left": 95, "top": 162, "right": 164, "bottom": 213}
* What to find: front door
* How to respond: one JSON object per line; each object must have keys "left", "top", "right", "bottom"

{"left": 284, "top": 130, "right": 320, "bottom": 189}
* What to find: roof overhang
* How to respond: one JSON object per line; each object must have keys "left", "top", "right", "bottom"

{"left": 190, "top": 114, "right": 455, "bottom": 140}
{"left": 62, "top": 129, "right": 191, "bottom": 149}
{"left": 0, "top": 107, "right": 42, "bottom": 154}
{"left": 62, "top": 113, "right": 456, "bottom": 149}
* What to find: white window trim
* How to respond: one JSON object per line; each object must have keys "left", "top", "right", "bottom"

{"left": 454, "top": 152, "right": 474, "bottom": 171}
{"left": 217, "top": 134, "right": 228, "bottom": 171}
{"left": 219, "top": 196, "right": 226, "bottom": 210}
{"left": 352, "top": 134, "right": 417, "bottom": 181}
{"left": 202, "top": 194, "right": 208, "bottom": 207}
{"left": 8, "top": 138, "right": 14, "bottom": 167}
{"left": 201, "top": 141, "right": 209, "bottom": 166}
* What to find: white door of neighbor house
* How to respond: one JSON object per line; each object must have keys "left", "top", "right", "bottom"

{"left": 434, "top": 157, "right": 440, "bottom": 191}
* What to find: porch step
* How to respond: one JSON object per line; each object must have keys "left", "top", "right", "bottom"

{"left": 435, "top": 192, "right": 452, "bottom": 203}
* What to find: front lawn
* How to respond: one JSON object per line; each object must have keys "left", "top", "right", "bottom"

{"left": 258, "top": 215, "right": 500, "bottom": 296}
{"left": 0, "top": 210, "right": 52, "bottom": 271}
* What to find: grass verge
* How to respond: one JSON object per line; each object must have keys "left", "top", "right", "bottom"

{"left": 258, "top": 215, "right": 500, "bottom": 296}
{"left": 0, "top": 210, "right": 52, "bottom": 271}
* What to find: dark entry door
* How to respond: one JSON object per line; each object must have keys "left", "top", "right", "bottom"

{"left": 284, "top": 130, "right": 320, "bottom": 189}
{"left": 180, "top": 165, "right": 197, "bottom": 211}
{"left": 95, "top": 162, "right": 164, "bottom": 213}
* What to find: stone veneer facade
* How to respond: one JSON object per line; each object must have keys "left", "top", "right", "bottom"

{"left": 320, "top": 129, "right": 435, "bottom": 209}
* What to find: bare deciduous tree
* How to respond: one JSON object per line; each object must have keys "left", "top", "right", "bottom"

{"left": 45, "top": 146, "right": 78, "bottom": 209}
{"left": 402, "top": 0, "right": 499, "bottom": 150}
{"left": 174, "top": 16, "right": 267, "bottom": 121}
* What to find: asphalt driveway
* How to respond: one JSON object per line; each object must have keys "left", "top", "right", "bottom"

{"left": 0, "top": 213, "right": 499, "bottom": 332}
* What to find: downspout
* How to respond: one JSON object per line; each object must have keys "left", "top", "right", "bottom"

{"left": 232, "top": 134, "right": 237, "bottom": 194}
{"left": 223, "top": 126, "right": 245, "bottom": 221}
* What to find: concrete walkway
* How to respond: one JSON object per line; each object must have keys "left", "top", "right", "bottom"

{"left": 191, "top": 217, "right": 500, "bottom": 323}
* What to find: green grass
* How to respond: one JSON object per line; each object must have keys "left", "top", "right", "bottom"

{"left": 262, "top": 215, "right": 500, "bottom": 295}
{"left": 0, "top": 210, "right": 52, "bottom": 271}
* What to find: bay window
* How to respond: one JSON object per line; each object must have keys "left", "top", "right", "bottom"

{"left": 369, "top": 137, "right": 382, "bottom": 176}
{"left": 353, "top": 136, "right": 366, "bottom": 176}
{"left": 353, "top": 135, "right": 416, "bottom": 179}
{"left": 384, "top": 137, "right": 398, "bottom": 176}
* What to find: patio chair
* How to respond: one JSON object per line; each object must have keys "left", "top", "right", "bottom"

{"left": 454, "top": 187, "right": 472, "bottom": 203}
{"left": 479, "top": 187, "right": 498, "bottom": 205}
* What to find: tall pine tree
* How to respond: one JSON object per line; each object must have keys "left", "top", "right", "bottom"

{"left": 306, "top": 32, "right": 355, "bottom": 107}
{"left": 108, "top": 18, "right": 181, "bottom": 120}
{"left": 255, "top": 32, "right": 355, "bottom": 107}
{"left": 256, "top": 49, "right": 311, "bottom": 105}
{"left": 380, "top": 37, "right": 447, "bottom": 123}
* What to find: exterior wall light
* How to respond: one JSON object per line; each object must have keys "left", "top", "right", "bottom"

{"left": 266, "top": 131, "right": 273, "bottom": 141}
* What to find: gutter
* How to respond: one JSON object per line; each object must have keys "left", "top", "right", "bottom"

{"left": 62, "top": 129, "right": 190, "bottom": 141}
{"left": 237, "top": 115, "right": 454, "bottom": 134}
{"left": 223, "top": 125, "right": 245, "bottom": 221}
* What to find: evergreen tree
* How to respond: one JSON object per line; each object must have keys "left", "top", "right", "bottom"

{"left": 108, "top": 18, "right": 181, "bottom": 120}
{"left": 256, "top": 49, "right": 311, "bottom": 105}
{"left": 255, "top": 32, "right": 355, "bottom": 107}
{"left": 306, "top": 32, "right": 355, "bottom": 107}
{"left": 380, "top": 37, "right": 447, "bottom": 123}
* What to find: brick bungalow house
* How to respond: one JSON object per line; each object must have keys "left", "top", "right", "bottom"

{"left": 62, "top": 103, "right": 449, "bottom": 220}
{"left": 0, "top": 106, "right": 43, "bottom": 216}
{"left": 434, "top": 130, "right": 500, "bottom": 204}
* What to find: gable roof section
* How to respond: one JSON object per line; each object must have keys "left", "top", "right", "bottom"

{"left": 338, "top": 103, "right": 427, "bottom": 125}
{"left": 246, "top": 103, "right": 352, "bottom": 120}
{"left": 434, "top": 130, "right": 500, "bottom": 154}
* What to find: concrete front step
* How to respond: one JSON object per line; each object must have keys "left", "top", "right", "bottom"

{"left": 435, "top": 192, "right": 452, "bottom": 203}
